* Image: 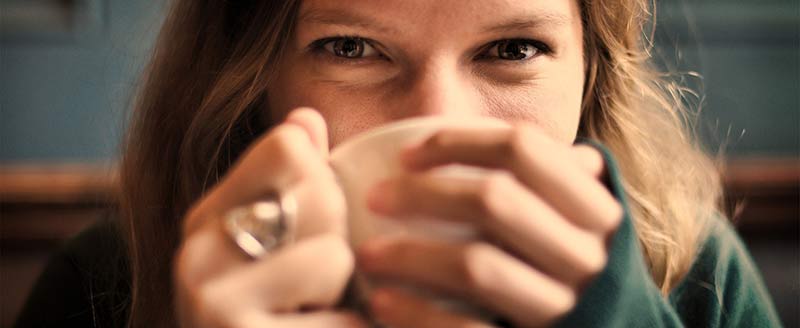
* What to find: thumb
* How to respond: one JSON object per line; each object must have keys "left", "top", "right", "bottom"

{"left": 284, "top": 107, "right": 330, "bottom": 157}
{"left": 283, "top": 107, "right": 346, "bottom": 239}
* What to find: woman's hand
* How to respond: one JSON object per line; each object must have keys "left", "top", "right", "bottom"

{"left": 360, "top": 125, "right": 624, "bottom": 328}
{"left": 174, "top": 108, "right": 367, "bottom": 328}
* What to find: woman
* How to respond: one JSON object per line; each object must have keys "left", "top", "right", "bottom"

{"left": 16, "top": 0, "right": 781, "bottom": 327}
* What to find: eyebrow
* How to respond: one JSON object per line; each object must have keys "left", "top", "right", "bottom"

{"left": 482, "top": 13, "right": 572, "bottom": 33}
{"left": 299, "top": 9, "right": 571, "bottom": 35}
{"left": 299, "top": 9, "right": 400, "bottom": 34}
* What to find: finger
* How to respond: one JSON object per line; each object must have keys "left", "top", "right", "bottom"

{"left": 369, "top": 288, "right": 495, "bottom": 328}
{"left": 570, "top": 144, "right": 605, "bottom": 179}
{"left": 184, "top": 122, "right": 320, "bottom": 234}
{"left": 198, "top": 234, "right": 354, "bottom": 314}
{"left": 368, "top": 172, "right": 607, "bottom": 287}
{"left": 285, "top": 107, "right": 330, "bottom": 157}
{"left": 184, "top": 121, "right": 344, "bottom": 239}
{"left": 175, "top": 214, "right": 252, "bottom": 289}
{"left": 400, "top": 126, "right": 508, "bottom": 171}
{"left": 216, "top": 310, "right": 367, "bottom": 328}
{"left": 274, "top": 311, "right": 368, "bottom": 328}
{"left": 358, "top": 239, "right": 575, "bottom": 326}
{"left": 367, "top": 171, "right": 479, "bottom": 220}
{"left": 401, "top": 125, "right": 621, "bottom": 234}
{"left": 212, "top": 123, "right": 323, "bottom": 208}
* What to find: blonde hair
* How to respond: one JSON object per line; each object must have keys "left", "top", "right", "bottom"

{"left": 580, "top": 0, "right": 722, "bottom": 293}
{"left": 120, "top": 0, "right": 723, "bottom": 325}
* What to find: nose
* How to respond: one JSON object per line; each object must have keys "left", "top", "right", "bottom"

{"left": 395, "top": 61, "right": 482, "bottom": 119}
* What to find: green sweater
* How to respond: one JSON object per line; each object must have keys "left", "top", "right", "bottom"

{"left": 15, "top": 144, "right": 782, "bottom": 327}
{"left": 556, "top": 142, "right": 782, "bottom": 327}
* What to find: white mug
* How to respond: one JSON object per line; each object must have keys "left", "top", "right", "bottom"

{"left": 329, "top": 115, "right": 510, "bottom": 318}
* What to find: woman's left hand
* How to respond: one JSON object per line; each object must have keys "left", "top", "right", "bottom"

{"left": 359, "top": 124, "right": 624, "bottom": 328}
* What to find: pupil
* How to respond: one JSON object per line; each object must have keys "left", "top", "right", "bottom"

{"left": 499, "top": 41, "right": 530, "bottom": 60}
{"left": 335, "top": 38, "right": 362, "bottom": 57}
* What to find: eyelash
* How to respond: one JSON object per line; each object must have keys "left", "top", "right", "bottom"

{"left": 308, "top": 35, "right": 384, "bottom": 65}
{"left": 307, "top": 35, "right": 551, "bottom": 64}
{"left": 478, "top": 39, "right": 552, "bottom": 62}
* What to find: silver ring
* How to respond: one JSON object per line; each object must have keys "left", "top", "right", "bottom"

{"left": 224, "top": 192, "right": 297, "bottom": 258}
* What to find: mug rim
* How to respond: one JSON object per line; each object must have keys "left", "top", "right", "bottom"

{"left": 329, "top": 116, "right": 508, "bottom": 160}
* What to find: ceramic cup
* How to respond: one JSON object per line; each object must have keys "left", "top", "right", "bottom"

{"left": 329, "top": 115, "right": 510, "bottom": 318}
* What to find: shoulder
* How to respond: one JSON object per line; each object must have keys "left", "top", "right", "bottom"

{"left": 669, "top": 215, "right": 782, "bottom": 327}
{"left": 63, "top": 215, "right": 129, "bottom": 274}
{"left": 677, "top": 216, "right": 766, "bottom": 293}
{"left": 683, "top": 216, "right": 755, "bottom": 282}
{"left": 14, "top": 214, "right": 131, "bottom": 327}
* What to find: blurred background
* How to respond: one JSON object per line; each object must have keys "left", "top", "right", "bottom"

{"left": 1, "top": 0, "right": 797, "bottom": 326}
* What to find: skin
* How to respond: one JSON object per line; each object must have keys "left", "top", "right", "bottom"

{"left": 268, "top": 0, "right": 586, "bottom": 145}
{"left": 174, "top": 0, "right": 623, "bottom": 327}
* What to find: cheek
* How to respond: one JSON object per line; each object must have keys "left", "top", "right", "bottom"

{"left": 321, "top": 98, "right": 385, "bottom": 147}
{"left": 480, "top": 77, "right": 583, "bottom": 143}
{"left": 268, "top": 71, "right": 387, "bottom": 147}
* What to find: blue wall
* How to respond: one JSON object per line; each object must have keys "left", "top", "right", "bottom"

{"left": 1, "top": 0, "right": 797, "bottom": 163}
{"left": 1, "top": 0, "right": 164, "bottom": 163}
{"left": 655, "top": 0, "right": 799, "bottom": 157}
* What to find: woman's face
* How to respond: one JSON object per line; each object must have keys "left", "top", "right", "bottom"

{"left": 267, "top": 0, "right": 585, "bottom": 147}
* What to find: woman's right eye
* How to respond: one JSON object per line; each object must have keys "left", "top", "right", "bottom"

{"left": 314, "top": 36, "right": 380, "bottom": 59}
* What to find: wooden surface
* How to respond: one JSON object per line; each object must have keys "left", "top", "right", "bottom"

{"left": 1, "top": 164, "right": 118, "bottom": 326}
{"left": 0, "top": 164, "right": 117, "bottom": 204}
{"left": 2, "top": 160, "right": 796, "bottom": 244}
{"left": 720, "top": 159, "right": 799, "bottom": 237}
{"left": 1, "top": 164, "right": 118, "bottom": 249}
{"left": 0, "top": 160, "right": 798, "bottom": 326}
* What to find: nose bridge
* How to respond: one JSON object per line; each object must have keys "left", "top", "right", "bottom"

{"left": 402, "top": 59, "right": 479, "bottom": 118}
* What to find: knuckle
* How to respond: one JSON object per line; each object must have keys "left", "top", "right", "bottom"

{"left": 174, "top": 236, "right": 200, "bottom": 280}
{"left": 244, "top": 124, "right": 317, "bottom": 180}
{"left": 588, "top": 147, "right": 606, "bottom": 170}
{"left": 313, "top": 235, "right": 355, "bottom": 272}
{"left": 182, "top": 204, "right": 207, "bottom": 236}
{"left": 606, "top": 200, "right": 624, "bottom": 230}
{"left": 507, "top": 125, "right": 538, "bottom": 160}
{"left": 425, "top": 130, "right": 455, "bottom": 149}
{"left": 173, "top": 230, "right": 216, "bottom": 289}
{"left": 552, "top": 287, "right": 578, "bottom": 314}
{"left": 181, "top": 211, "right": 199, "bottom": 237}
{"left": 459, "top": 243, "right": 498, "bottom": 293}
{"left": 476, "top": 172, "right": 515, "bottom": 219}
{"left": 264, "top": 125, "right": 311, "bottom": 165}
{"left": 573, "top": 144, "right": 603, "bottom": 161}
{"left": 579, "top": 238, "right": 609, "bottom": 276}
{"left": 173, "top": 248, "right": 191, "bottom": 288}
{"left": 596, "top": 199, "right": 624, "bottom": 235}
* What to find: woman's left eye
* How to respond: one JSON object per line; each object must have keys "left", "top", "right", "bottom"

{"left": 313, "top": 36, "right": 380, "bottom": 59}
{"left": 482, "top": 39, "right": 548, "bottom": 61}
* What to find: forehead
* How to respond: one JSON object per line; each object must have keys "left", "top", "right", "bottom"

{"left": 298, "top": 0, "right": 581, "bottom": 36}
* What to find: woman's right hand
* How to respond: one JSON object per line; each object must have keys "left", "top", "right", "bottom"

{"left": 173, "top": 108, "right": 367, "bottom": 328}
